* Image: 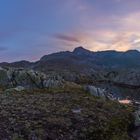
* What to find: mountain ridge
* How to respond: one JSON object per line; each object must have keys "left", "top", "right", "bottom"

{"left": 1, "top": 46, "right": 140, "bottom": 63}
{"left": 1, "top": 46, "right": 140, "bottom": 71}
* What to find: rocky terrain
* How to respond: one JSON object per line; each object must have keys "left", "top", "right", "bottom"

{"left": 0, "top": 47, "right": 140, "bottom": 139}
{"left": 1, "top": 47, "right": 140, "bottom": 100}
{"left": 0, "top": 67, "right": 64, "bottom": 90}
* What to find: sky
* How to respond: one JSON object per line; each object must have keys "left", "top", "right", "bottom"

{"left": 1, "top": 0, "right": 140, "bottom": 62}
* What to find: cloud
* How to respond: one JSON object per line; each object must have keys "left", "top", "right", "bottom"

{"left": 133, "top": 39, "right": 140, "bottom": 44}
{"left": 51, "top": 29, "right": 140, "bottom": 52}
{"left": 53, "top": 34, "right": 80, "bottom": 43}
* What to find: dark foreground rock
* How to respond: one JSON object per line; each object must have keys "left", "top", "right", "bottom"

{"left": 0, "top": 85, "right": 134, "bottom": 140}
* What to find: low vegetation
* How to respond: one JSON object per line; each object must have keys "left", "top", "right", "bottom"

{"left": 0, "top": 84, "right": 134, "bottom": 140}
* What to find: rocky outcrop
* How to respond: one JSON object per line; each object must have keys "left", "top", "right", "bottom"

{"left": 43, "top": 75, "right": 64, "bottom": 88}
{"left": 0, "top": 67, "right": 65, "bottom": 89}
{"left": 85, "top": 85, "right": 115, "bottom": 100}
{"left": 0, "top": 67, "right": 10, "bottom": 85}
{"left": 104, "top": 70, "right": 140, "bottom": 88}
{"left": 113, "top": 70, "right": 140, "bottom": 87}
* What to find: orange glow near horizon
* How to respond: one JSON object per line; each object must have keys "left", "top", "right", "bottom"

{"left": 119, "top": 100, "right": 132, "bottom": 104}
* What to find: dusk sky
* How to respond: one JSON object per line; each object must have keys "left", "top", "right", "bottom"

{"left": 1, "top": 0, "right": 140, "bottom": 62}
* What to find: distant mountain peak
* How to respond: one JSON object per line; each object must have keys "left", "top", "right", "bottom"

{"left": 73, "top": 46, "right": 92, "bottom": 55}
{"left": 1, "top": 46, "right": 140, "bottom": 70}
{"left": 73, "top": 46, "right": 89, "bottom": 51}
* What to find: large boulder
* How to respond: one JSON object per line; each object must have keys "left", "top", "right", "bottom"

{"left": 85, "top": 85, "right": 115, "bottom": 100}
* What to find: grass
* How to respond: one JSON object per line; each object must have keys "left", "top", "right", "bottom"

{"left": 0, "top": 84, "right": 134, "bottom": 140}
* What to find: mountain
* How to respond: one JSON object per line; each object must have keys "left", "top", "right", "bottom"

{"left": 1, "top": 46, "right": 140, "bottom": 70}
{"left": 34, "top": 47, "right": 140, "bottom": 70}
{"left": 1, "top": 47, "right": 140, "bottom": 89}
{"left": 73, "top": 46, "right": 93, "bottom": 56}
